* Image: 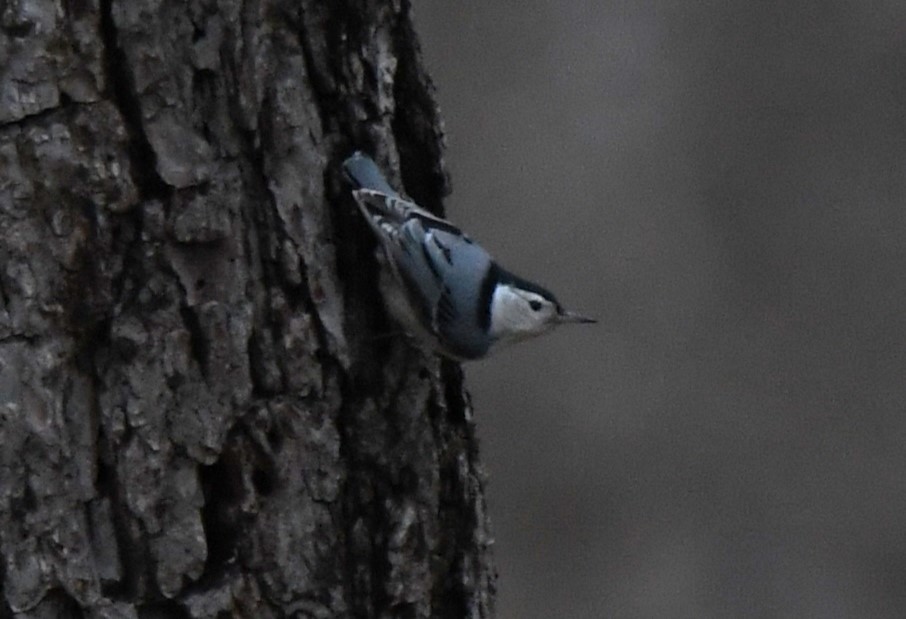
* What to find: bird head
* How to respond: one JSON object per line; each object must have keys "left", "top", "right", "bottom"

{"left": 487, "top": 270, "right": 596, "bottom": 344}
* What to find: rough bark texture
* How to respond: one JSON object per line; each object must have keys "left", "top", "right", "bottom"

{"left": 0, "top": 1, "right": 495, "bottom": 617}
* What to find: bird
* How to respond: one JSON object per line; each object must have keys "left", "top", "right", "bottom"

{"left": 343, "top": 151, "right": 596, "bottom": 361}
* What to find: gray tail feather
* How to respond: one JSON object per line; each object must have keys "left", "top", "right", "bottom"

{"left": 343, "top": 151, "right": 398, "bottom": 197}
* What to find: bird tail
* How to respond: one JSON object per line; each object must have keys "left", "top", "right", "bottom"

{"left": 342, "top": 152, "right": 399, "bottom": 197}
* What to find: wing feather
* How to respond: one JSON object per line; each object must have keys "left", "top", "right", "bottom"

{"left": 350, "top": 188, "right": 493, "bottom": 359}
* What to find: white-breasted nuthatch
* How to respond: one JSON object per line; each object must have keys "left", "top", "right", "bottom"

{"left": 343, "top": 151, "right": 595, "bottom": 360}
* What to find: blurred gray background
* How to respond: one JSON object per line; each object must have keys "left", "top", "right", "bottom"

{"left": 417, "top": 2, "right": 906, "bottom": 618}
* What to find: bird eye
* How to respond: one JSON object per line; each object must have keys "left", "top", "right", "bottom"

{"left": 529, "top": 300, "right": 542, "bottom": 311}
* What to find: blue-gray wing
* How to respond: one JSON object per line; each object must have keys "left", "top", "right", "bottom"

{"left": 394, "top": 220, "right": 494, "bottom": 359}
{"left": 351, "top": 188, "right": 494, "bottom": 359}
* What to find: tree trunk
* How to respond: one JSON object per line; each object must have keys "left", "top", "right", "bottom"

{"left": 0, "top": 1, "right": 495, "bottom": 617}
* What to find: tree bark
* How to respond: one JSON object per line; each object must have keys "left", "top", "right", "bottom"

{"left": 0, "top": 1, "right": 495, "bottom": 617}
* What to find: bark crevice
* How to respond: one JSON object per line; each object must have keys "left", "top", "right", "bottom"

{"left": 99, "top": 0, "right": 171, "bottom": 201}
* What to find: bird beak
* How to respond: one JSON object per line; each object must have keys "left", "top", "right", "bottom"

{"left": 557, "top": 309, "right": 597, "bottom": 324}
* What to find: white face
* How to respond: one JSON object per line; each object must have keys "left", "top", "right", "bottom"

{"left": 488, "top": 285, "right": 560, "bottom": 341}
